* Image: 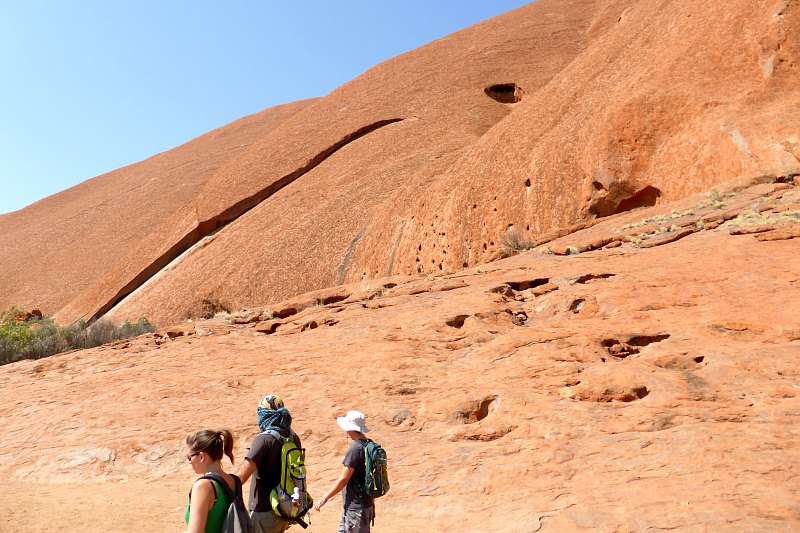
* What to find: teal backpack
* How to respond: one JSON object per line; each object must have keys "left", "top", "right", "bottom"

{"left": 364, "top": 440, "right": 389, "bottom": 498}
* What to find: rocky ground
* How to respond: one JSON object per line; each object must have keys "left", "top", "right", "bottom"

{"left": 2, "top": 176, "right": 799, "bottom": 532}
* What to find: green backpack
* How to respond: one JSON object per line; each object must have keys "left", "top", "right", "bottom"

{"left": 364, "top": 440, "right": 389, "bottom": 498}
{"left": 264, "top": 430, "right": 313, "bottom": 528}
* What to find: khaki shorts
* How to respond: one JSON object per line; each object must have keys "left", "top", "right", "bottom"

{"left": 250, "top": 510, "right": 291, "bottom": 533}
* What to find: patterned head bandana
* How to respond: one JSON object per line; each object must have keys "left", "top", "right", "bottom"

{"left": 257, "top": 394, "right": 291, "bottom": 433}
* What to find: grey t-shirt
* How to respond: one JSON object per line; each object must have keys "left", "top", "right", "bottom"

{"left": 343, "top": 439, "right": 374, "bottom": 510}
{"left": 244, "top": 430, "right": 301, "bottom": 512}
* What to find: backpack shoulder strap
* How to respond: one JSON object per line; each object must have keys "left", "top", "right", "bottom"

{"left": 262, "top": 429, "right": 289, "bottom": 442}
{"left": 231, "top": 473, "right": 244, "bottom": 499}
{"left": 200, "top": 472, "right": 236, "bottom": 503}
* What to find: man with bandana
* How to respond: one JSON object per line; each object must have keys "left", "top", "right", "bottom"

{"left": 237, "top": 394, "right": 302, "bottom": 533}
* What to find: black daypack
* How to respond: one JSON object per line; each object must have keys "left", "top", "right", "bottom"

{"left": 196, "top": 473, "right": 253, "bottom": 533}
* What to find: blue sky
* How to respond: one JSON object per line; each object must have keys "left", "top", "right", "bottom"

{"left": 0, "top": 1, "right": 531, "bottom": 214}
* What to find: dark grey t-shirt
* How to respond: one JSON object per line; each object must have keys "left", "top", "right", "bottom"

{"left": 244, "top": 430, "right": 301, "bottom": 512}
{"left": 343, "top": 439, "right": 374, "bottom": 510}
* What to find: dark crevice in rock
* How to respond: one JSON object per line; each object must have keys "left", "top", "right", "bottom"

{"left": 602, "top": 333, "right": 670, "bottom": 358}
{"left": 569, "top": 299, "right": 586, "bottom": 313}
{"left": 507, "top": 278, "right": 549, "bottom": 291}
{"left": 446, "top": 315, "right": 469, "bottom": 328}
{"left": 484, "top": 83, "right": 523, "bottom": 104}
{"left": 628, "top": 334, "right": 671, "bottom": 347}
{"left": 589, "top": 183, "right": 662, "bottom": 218}
{"left": 615, "top": 186, "right": 662, "bottom": 214}
{"left": 623, "top": 386, "right": 650, "bottom": 402}
{"left": 574, "top": 273, "right": 615, "bottom": 284}
{"left": 273, "top": 307, "right": 298, "bottom": 319}
{"left": 301, "top": 321, "right": 318, "bottom": 332}
{"left": 457, "top": 395, "right": 498, "bottom": 424}
{"left": 89, "top": 118, "right": 404, "bottom": 323}
{"left": 318, "top": 294, "right": 349, "bottom": 306}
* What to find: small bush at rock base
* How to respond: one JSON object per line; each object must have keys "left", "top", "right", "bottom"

{"left": 501, "top": 228, "right": 536, "bottom": 257}
{"left": 0, "top": 310, "right": 154, "bottom": 366}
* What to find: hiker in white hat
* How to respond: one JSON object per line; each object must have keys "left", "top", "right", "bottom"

{"left": 315, "top": 410, "right": 375, "bottom": 532}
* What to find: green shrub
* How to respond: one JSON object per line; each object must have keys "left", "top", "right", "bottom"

{"left": 0, "top": 311, "right": 155, "bottom": 366}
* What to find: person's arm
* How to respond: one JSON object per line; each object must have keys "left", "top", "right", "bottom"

{"left": 186, "top": 479, "right": 214, "bottom": 533}
{"left": 237, "top": 458, "right": 257, "bottom": 484}
{"left": 314, "top": 465, "right": 354, "bottom": 511}
{"left": 239, "top": 435, "right": 266, "bottom": 485}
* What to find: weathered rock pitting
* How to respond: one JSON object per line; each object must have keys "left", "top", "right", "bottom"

{"left": 2, "top": 0, "right": 798, "bottom": 327}
{"left": 2, "top": 179, "right": 798, "bottom": 532}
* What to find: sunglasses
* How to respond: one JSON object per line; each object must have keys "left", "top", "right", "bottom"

{"left": 186, "top": 451, "right": 202, "bottom": 462}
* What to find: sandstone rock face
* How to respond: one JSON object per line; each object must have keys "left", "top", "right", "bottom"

{"left": 1, "top": 0, "right": 798, "bottom": 327}
{"left": 1, "top": 178, "right": 798, "bottom": 531}
{"left": 0, "top": 100, "right": 313, "bottom": 321}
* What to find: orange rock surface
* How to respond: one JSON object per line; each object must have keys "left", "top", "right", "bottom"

{"left": 1, "top": 1, "right": 800, "bottom": 531}
{"left": 1, "top": 0, "right": 797, "bottom": 327}
{"left": 2, "top": 178, "right": 799, "bottom": 531}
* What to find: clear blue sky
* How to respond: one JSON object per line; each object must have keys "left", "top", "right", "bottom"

{"left": 0, "top": 1, "right": 531, "bottom": 215}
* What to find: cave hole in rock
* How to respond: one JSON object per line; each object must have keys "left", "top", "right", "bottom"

{"left": 301, "top": 321, "right": 318, "bottom": 332}
{"left": 569, "top": 299, "right": 586, "bottom": 313}
{"left": 602, "top": 334, "right": 670, "bottom": 358}
{"left": 601, "top": 338, "right": 639, "bottom": 358}
{"left": 273, "top": 307, "right": 298, "bottom": 319}
{"left": 446, "top": 315, "right": 470, "bottom": 328}
{"left": 507, "top": 278, "right": 549, "bottom": 291}
{"left": 506, "top": 309, "right": 528, "bottom": 326}
{"left": 258, "top": 322, "right": 280, "bottom": 335}
{"left": 383, "top": 283, "right": 397, "bottom": 289}
{"left": 484, "top": 83, "right": 523, "bottom": 104}
{"left": 458, "top": 396, "right": 498, "bottom": 424}
{"left": 490, "top": 285, "right": 515, "bottom": 299}
{"left": 318, "top": 294, "right": 349, "bottom": 306}
{"left": 624, "top": 386, "right": 650, "bottom": 402}
{"left": 628, "top": 334, "right": 671, "bottom": 347}
{"left": 615, "top": 186, "right": 662, "bottom": 214}
{"left": 524, "top": 178, "right": 531, "bottom": 187}
{"left": 694, "top": 355, "right": 705, "bottom": 363}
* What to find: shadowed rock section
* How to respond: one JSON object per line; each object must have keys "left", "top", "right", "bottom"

{"left": 88, "top": 118, "right": 404, "bottom": 323}
{"left": 484, "top": 83, "right": 524, "bottom": 103}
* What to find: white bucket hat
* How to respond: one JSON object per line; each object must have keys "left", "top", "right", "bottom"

{"left": 336, "top": 410, "right": 369, "bottom": 434}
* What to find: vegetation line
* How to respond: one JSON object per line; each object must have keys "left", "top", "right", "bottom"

{"left": 1, "top": 307, "right": 154, "bottom": 366}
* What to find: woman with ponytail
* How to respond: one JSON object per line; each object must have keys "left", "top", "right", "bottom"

{"left": 184, "top": 429, "right": 239, "bottom": 533}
